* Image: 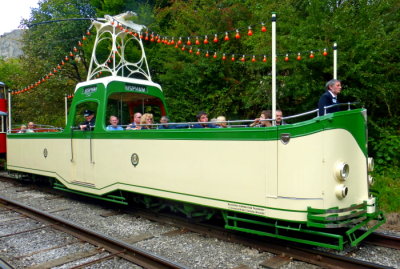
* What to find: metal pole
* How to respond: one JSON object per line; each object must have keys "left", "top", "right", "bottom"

{"left": 7, "top": 90, "right": 11, "bottom": 132}
{"left": 333, "top": 42, "right": 337, "bottom": 79}
{"left": 271, "top": 13, "right": 277, "bottom": 125}
{"left": 64, "top": 94, "right": 68, "bottom": 125}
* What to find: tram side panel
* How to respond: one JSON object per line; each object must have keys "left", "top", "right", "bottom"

{"left": 90, "top": 138, "right": 272, "bottom": 212}
{"left": 276, "top": 127, "right": 324, "bottom": 208}
{"left": 7, "top": 134, "right": 276, "bottom": 219}
{"left": 276, "top": 110, "right": 370, "bottom": 213}
{"left": 5, "top": 114, "right": 371, "bottom": 223}
{"left": 6, "top": 137, "right": 72, "bottom": 180}
{"left": 320, "top": 128, "right": 369, "bottom": 208}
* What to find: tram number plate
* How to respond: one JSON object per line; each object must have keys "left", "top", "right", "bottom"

{"left": 227, "top": 203, "right": 265, "bottom": 215}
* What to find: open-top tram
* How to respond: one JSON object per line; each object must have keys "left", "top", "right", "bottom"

{"left": 5, "top": 12, "right": 384, "bottom": 250}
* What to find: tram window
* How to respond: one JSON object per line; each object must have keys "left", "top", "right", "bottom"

{"left": 106, "top": 92, "right": 164, "bottom": 128}
{"left": 73, "top": 102, "right": 98, "bottom": 129}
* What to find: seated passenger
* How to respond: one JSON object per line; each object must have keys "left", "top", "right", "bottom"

{"left": 158, "top": 116, "right": 175, "bottom": 129}
{"left": 216, "top": 116, "right": 228, "bottom": 128}
{"left": 18, "top": 125, "right": 27, "bottom": 133}
{"left": 275, "top": 109, "right": 286, "bottom": 126}
{"left": 250, "top": 110, "right": 272, "bottom": 127}
{"left": 140, "top": 113, "right": 154, "bottom": 129}
{"left": 26, "top": 122, "right": 35, "bottom": 133}
{"left": 193, "top": 111, "right": 217, "bottom": 128}
{"left": 106, "top": 115, "right": 123, "bottom": 131}
{"left": 126, "top": 112, "right": 142, "bottom": 130}
{"left": 80, "top": 110, "right": 96, "bottom": 131}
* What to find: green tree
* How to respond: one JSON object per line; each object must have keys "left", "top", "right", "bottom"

{"left": 11, "top": 0, "right": 96, "bottom": 126}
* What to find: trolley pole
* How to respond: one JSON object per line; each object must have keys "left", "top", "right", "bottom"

{"left": 333, "top": 42, "right": 338, "bottom": 79}
{"left": 271, "top": 13, "right": 277, "bottom": 125}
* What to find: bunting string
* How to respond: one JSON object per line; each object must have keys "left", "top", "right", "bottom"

{"left": 14, "top": 17, "right": 332, "bottom": 95}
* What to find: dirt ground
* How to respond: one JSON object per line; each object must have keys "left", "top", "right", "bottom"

{"left": 379, "top": 212, "right": 400, "bottom": 233}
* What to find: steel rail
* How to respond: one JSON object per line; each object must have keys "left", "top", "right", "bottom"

{"left": 134, "top": 209, "right": 394, "bottom": 269}
{"left": 365, "top": 232, "right": 400, "bottom": 250}
{"left": 0, "top": 195, "right": 186, "bottom": 269}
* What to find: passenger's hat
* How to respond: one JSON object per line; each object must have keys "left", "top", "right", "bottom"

{"left": 83, "top": 110, "right": 94, "bottom": 117}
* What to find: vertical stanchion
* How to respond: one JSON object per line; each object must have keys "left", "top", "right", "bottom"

{"left": 333, "top": 42, "right": 338, "bottom": 79}
{"left": 271, "top": 13, "right": 277, "bottom": 125}
{"left": 7, "top": 90, "right": 11, "bottom": 132}
{"left": 64, "top": 94, "right": 68, "bottom": 125}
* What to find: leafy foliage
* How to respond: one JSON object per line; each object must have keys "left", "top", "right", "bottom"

{"left": 373, "top": 167, "right": 400, "bottom": 213}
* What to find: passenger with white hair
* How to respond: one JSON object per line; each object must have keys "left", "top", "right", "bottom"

{"left": 26, "top": 122, "right": 35, "bottom": 133}
{"left": 158, "top": 116, "right": 175, "bottom": 129}
{"left": 106, "top": 116, "right": 123, "bottom": 131}
{"left": 216, "top": 116, "right": 228, "bottom": 128}
{"left": 318, "top": 79, "right": 342, "bottom": 116}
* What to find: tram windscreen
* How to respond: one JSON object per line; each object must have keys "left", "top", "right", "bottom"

{"left": 106, "top": 92, "right": 163, "bottom": 127}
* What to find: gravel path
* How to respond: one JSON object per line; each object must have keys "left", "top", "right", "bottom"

{"left": 1, "top": 177, "right": 398, "bottom": 268}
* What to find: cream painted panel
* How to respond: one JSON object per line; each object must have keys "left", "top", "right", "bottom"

{"left": 7, "top": 139, "right": 72, "bottom": 181}
{"left": 265, "top": 137, "right": 278, "bottom": 198}
{"left": 93, "top": 139, "right": 273, "bottom": 206}
{"left": 321, "top": 129, "right": 369, "bottom": 208}
{"left": 6, "top": 128, "right": 369, "bottom": 223}
{"left": 70, "top": 139, "right": 96, "bottom": 184}
{"left": 278, "top": 132, "right": 323, "bottom": 199}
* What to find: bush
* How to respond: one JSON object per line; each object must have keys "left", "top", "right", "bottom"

{"left": 373, "top": 167, "right": 400, "bottom": 213}
{"left": 369, "top": 129, "right": 400, "bottom": 173}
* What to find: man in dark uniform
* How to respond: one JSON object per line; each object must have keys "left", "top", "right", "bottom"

{"left": 80, "top": 110, "right": 96, "bottom": 131}
{"left": 318, "top": 79, "right": 342, "bottom": 116}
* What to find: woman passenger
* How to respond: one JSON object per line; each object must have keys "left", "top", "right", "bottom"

{"left": 140, "top": 113, "right": 154, "bottom": 129}
{"left": 250, "top": 110, "right": 272, "bottom": 127}
{"left": 18, "top": 125, "right": 27, "bottom": 133}
{"left": 216, "top": 116, "right": 228, "bottom": 128}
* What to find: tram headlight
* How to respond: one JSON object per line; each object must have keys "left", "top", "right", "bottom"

{"left": 368, "top": 157, "right": 374, "bottom": 172}
{"left": 335, "top": 184, "right": 348, "bottom": 199}
{"left": 368, "top": 175, "right": 374, "bottom": 186}
{"left": 335, "top": 162, "right": 349, "bottom": 181}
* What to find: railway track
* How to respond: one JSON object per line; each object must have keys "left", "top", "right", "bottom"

{"left": 0, "top": 174, "right": 398, "bottom": 268}
{"left": 0, "top": 195, "right": 185, "bottom": 269}
{"left": 133, "top": 209, "right": 399, "bottom": 269}
{"left": 365, "top": 232, "right": 400, "bottom": 250}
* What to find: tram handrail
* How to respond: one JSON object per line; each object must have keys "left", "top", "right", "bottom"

{"left": 282, "top": 109, "right": 319, "bottom": 121}
{"left": 322, "top": 102, "right": 360, "bottom": 116}
{"left": 9, "top": 102, "right": 362, "bottom": 133}
{"left": 9, "top": 124, "right": 64, "bottom": 133}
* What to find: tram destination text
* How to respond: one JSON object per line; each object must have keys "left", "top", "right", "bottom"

{"left": 125, "top": 84, "right": 147, "bottom": 93}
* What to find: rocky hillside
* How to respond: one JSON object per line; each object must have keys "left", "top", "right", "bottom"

{"left": 0, "top": 30, "right": 24, "bottom": 59}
